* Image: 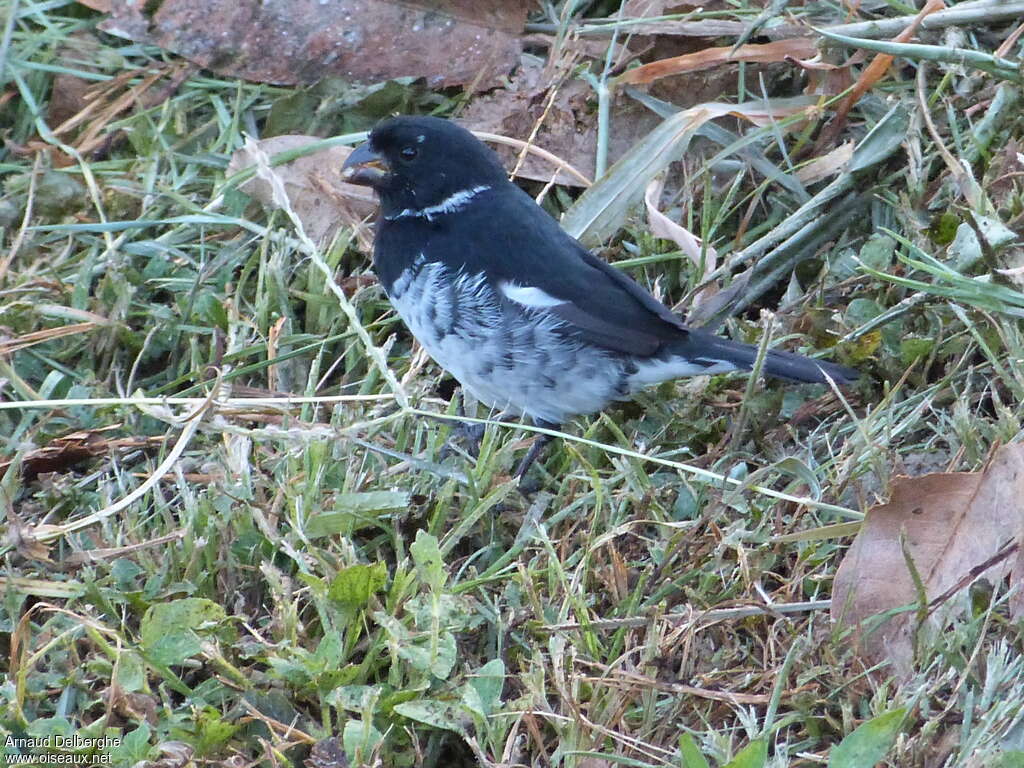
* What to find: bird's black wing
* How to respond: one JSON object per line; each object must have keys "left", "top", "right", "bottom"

{"left": 445, "top": 185, "right": 690, "bottom": 356}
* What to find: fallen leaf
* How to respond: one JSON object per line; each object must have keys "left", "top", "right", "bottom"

{"left": 644, "top": 175, "right": 717, "bottom": 306}
{"left": 227, "top": 136, "right": 376, "bottom": 248}
{"left": 831, "top": 444, "right": 1024, "bottom": 677}
{"left": 459, "top": 57, "right": 597, "bottom": 186}
{"left": 96, "top": 0, "right": 528, "bottom": 89}
{"left": 50, "top": 62, "right": 193, "bottom": 158}
{"left": 0, "top": 427, "right": 161, "bottom": 480}
{"left": 984, "top": 137, "right": 1024, "bottom": 215}
{"left": 47, "top": 32, "right": 107, "bottom": 129}
{"left": 616, "top": 38, "right": 820, "bottom": 86}
{"left": 813, "top": 0, "right": 945, "bottom": 153}
{"left": 795, "top": 141, "right": 853, "bottom": 184}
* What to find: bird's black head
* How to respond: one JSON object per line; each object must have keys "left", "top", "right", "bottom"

{"left": 341, "top": 116, "right": 508, "bottom": 220}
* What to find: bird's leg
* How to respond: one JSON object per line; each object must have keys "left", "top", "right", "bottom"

{"left": 514, "top": 419, "right": 560, "bottom": 493}
{"left": 452, "top": 393, "right": 486, "bottom": 458}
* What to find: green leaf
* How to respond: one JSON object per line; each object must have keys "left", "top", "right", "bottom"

{"left": 374, "top": 612, "right": 455, "bottom": 678}
{"left": 194, "top": 291, "right": 228, "bottom": 331}
{"left": 847, "top": 104, "right": 909, "bottom": 174}
{"left": 723, "top": 738, "right": 767, "bottom": 768}
{"left": 328, "top": 684, "right": 382, "bottom": 712}
{"left": 306, "top": 491, "right": 411, "bottom": 537}
{"left": 108, "top": 724, "right": 152, "bottom": 765}
{"left": 329, "top": 562, "right": 388, "bottom": 610}
{"left": 993, "top": 752, "right": 1024, "bottom": 768}
{"left": 461, "top": 681, "right": 486, "bottom": 720}
{"left": 563, "top": 97, "right": 815, "bottom": 246}
{"left": 195, "top": 708, "right": 239, "bottom": 756}
{"left": 858, "top": 234, "right": 895, "bottom": 271}
{"left": 393, "top": 699, "right": 467, "bottom": 734}
{"left": 469, "top": 658, "right": 505, "bottom": 716}
{"left": 410, "top": 530, "right": 446, "bottom": 591}
{"left": 561, "top": 108, "right": 698, "bottom": 246}
{"left": 140, "top": 598, "right": 226, "bottom": 667}
{"left": 679, "top": 733, "right": 712, "bottom": 768}
{"left": 429, "top": 631, "right": 458, "bottom": 679}
{"left": 342, "top": 718, "right": 384, "bottom": 763}
{"left": 336, "top": 490, "right": 411, "bottom": 513}
{"left": 312, "top": 630, "right": 343, "bottom": 671}
{"left": 829, "top": 709, "right": 906, "bottom": 768}
{"left": 899, "top": 337, "right": 933, "bottom": 366}
{"left": 113, "top": 651, "right": 146, "bottom": 693}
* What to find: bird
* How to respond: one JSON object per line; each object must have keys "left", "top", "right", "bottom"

{"left": 341, "top": 115, "right": 858, "bottom": 486}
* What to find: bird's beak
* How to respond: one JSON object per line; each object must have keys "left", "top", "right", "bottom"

{"left": 341, "top": 141, "right": 388, "bottom": 187}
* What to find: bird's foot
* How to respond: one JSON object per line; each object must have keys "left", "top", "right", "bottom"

{"left": 439, "top": 398, "right": 496, "bottom": 460}
{"left": 439, "top": 419, "right": 486, "bottom": 461}
{"left": 513, "top": 421, "right": 559, "bottom": 496}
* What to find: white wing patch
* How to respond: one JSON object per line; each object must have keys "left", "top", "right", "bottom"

{"left": 499, "top": 281, "right": 567, "bottom": 309}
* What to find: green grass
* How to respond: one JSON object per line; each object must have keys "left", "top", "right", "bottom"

{"left": 2, "top": 1, "right": 1024, "bottom": 766}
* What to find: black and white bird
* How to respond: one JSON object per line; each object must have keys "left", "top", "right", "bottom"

{"left": 342, "top": 116, "right": 857, "bottom": 483}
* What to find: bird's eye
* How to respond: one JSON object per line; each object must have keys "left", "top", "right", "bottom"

{"left": 400, "top": 146, "right": 418, "bottom": 161}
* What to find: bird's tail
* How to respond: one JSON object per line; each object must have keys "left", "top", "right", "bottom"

{"left": 661, "top": 328, "right": 859, "bottom": 385}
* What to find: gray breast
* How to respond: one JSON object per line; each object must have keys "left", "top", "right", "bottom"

{"left": 387, "top": 257, "right": 627, "bottom": 424}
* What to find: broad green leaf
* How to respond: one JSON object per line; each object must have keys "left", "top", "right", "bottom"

{"left": 723, "top": 738, "right": 768, "bottom": 768}
{"left": 113, "top": 651, "right": 146, "bottom": 693}
{"left": 829, "top": 708, "right": 906, "bottom": 768}
{"left": 410, "top": 530, "right": 446, "bottom": 591}
{"left": 374, "top": 612, "right": 456, "bottom": 678}
{"left": 429, "top": 631, "right": 458, "bottom": 679}
{"left": 342, "top": 718, "right": 383, "bottom": 763}
{"left": 461, "top": 682, "right": 486, "bottom": 720}
{"left": 847, "top": 104, "right": 909, "bottom": 174}
{"left": 469, "top": 659, "right": 505, "bottom": 716}
{"left": 328, "top": 684, "right": 382, "bottom": 712}
{"left": 394, "top": 699, "right": 467, "bottom": 734}
{"left": 329, "top": 562, "right": 388, "bottom": 610}
{"left": 195, "top": 708, "right": 239, "bottom": 756}
{"left": 679, "top": 733, "right": 712, "bottom": 768}
{"left": 108, "top": 724, "right": 152, "bottom": 765}
{"left": 140, "top": 598, "right": 226, "bottom": 667}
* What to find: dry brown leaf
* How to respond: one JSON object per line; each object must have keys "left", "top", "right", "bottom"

{"left": 644, "top": 176, "right": 717, "bottom": 306}
{"left": 227, "top": 136, "right": 376, "bottom": 248}
{"left": 459, "top": 57, "right": 597, "bottom": 187}
{"left": 831, "top": 444, "right": 1024, "bottom": 677}
{"left": 0, "top": 426, "right": 160, "bottom": 481}
{"left": 0, "top": 320, "right": 105, "bottom": 356}
{"left": 47, "top": 32, "right": 106, "bottom": 128}
{"left": 460, "top": 57, "right": 659, "bottom": 187}
{"left": 814, "top": 0, "right": 945, "bottom": 152}
{"left": 794, "top": 141, "right": 853, "bottom": 184}
{"left": 617, "top": 38, "right": 820, "bottom": 86}
{"left": 49, "top": 62, "right": 193, "bottom": 158}
{"left": 96, "top": 0, "right": 528, "bottom": 89}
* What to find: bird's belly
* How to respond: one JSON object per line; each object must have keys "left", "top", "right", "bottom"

{"left": 388, "top": 262, "right": 625, "bottom": 424}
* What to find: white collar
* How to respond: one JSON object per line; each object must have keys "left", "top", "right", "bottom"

{"left": 386, "top": 185, "right": 490, "bottom": 222}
